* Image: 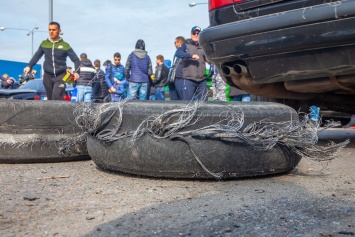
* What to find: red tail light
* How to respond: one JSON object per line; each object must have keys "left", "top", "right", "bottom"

{"left": 209, "top": 0, "right": 244, "bottom": 11}
{"left": 63, "top": 95, "right": 71, "bottom": 101}
{"left": 34, "top": 95, "right": 41, "bottom": 100}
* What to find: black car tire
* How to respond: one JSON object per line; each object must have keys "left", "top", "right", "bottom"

{"left": 0, "top": 100, "right": 89, "bottom": 163}
{"left": 88, "top": 101, "right": 302, "bottom": 180}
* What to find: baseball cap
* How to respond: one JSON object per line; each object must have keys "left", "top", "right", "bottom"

{"left": 191, "top": 26, "right": 201, "bottom": 32}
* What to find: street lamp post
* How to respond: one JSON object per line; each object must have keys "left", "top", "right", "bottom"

{"left": 189, "top": 2, "right": 208, "bottom": 7}
{"left": 30, "top": 29, "right": 49, "bottom": 56}
{"left": 28, "top": 26, "right": 38, "bottom": 56}
{"left": 49, "top": 0, "right": 53, "bottom": 22}
{"left": 27, "top": 28, "right": 48, "bottom": 56}
{"left": 0, "top": 26, "right": 33, "bottom": 58}
{"left": 0, "top": 26, "right": 47, "bottom": 57}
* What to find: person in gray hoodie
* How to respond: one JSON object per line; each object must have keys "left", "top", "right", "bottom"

{"left": 124, "top": 39, "right": 153, "bottom": 100}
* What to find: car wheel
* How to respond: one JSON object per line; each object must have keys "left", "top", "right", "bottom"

{"left": 0, "top": 100, "right": 89, "bottom": 163}
{"left": 87, "top": 101, "right": 302, "bottom": 179}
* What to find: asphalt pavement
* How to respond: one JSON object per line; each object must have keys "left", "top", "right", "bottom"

{"left": 0, "top": 128, "right": 354, "bottom": 237}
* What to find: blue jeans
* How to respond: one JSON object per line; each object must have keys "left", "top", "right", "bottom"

{"left": 155, "top": 87, "right": 165, "bottom": 100}
{"left": 149, "top": 94, "right": 156, "bottom": 100}
{"left": 127, "top": 82, "right": 148, "bottom": 100}
{"left": 230, "top": 94, "right": 250, "bottom": 102}
{"left": 76, "top": 85, "right": 92, "bottom": 102}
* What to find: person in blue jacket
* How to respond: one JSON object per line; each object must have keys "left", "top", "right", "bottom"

{"left": 105, "top": 52, "right": 126, "bottom": 101}
{"left": 124, "top": 39, "right": 153, "bottom": 100}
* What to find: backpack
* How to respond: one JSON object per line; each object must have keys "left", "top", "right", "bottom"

{"left": 167, "top": 57, "right": 182, "bottom": 85}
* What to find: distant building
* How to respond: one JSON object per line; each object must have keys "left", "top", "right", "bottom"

{"left": 0, "top": 59, "right": 41, "bottom": 81}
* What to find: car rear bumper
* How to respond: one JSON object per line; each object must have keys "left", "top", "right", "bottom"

{"left": 200, "top": 0, "right": 355, "bottom": 82}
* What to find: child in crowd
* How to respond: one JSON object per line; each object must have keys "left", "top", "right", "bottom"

{"left": 111, "top": 71, "right": 127, "bottom": 102}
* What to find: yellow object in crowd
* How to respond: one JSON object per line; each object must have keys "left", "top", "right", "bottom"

{"left": 150, "top": 75, "right": 155, "bottom": 80}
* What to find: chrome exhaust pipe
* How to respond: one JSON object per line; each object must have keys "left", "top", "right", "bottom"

{"left": 222, "top": 64, "right": 249, "bottom": 77}
{"left": 233, "top": 64, "right": 248, "bottom": 76}
{"left": 222, "top": 66, "right": 234, "bottom": 76}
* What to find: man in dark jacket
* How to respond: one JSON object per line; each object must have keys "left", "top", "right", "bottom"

{"left": 92, "top": 59, "right": 109, "bottom": 103}
{"left": 152, "top": 55, "right": 169, "bottom": 100}
{"left": 124, "top": 39, "right": 153, "bottom": 100}
{"left": 175, "top": 27, "right": 208, "bottom": 101}
{"left": 75, "top": 53, "right": 96, "bottom": 102}
{"left": 170, "top": 36, "right": 187, "bottom": 100}
{"left": 24, "top": 22, "right": 80, "bottom": 100}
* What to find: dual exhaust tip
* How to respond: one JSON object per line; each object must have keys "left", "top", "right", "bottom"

{"left": 222, "top": 64, "right": 248, "bottom": 77}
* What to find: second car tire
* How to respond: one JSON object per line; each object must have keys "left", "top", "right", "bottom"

{"left": 87, "top": 101, "right": 302, "bottom": 180}
{"left": 0, "top": 100, "right": 89, "bottom": 163}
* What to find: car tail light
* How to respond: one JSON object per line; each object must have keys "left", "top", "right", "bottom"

{"left": 63, "top": 95, "right": 71, "bottom": 101}
{"left": 34, "top": 95, "right": 41, "bottom": 100}
{"left": 209, "top": 0, "right": 244, "bottom": 11}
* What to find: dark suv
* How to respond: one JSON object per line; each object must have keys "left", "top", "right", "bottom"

{"left": 199, "top": 0, "right": 355, "bottom": 114}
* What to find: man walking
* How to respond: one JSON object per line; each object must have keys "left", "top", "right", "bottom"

{"left": 124, "top": 39, "right": 153, "bottom": 100}
{"left": 24, "top": 22, "right": 80, "bottom": 100}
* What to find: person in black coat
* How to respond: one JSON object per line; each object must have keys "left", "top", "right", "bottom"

{"left": 92, "top": 59, "right": 110, "bottom": 103}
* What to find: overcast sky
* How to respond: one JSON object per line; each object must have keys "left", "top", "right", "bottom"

{"left": 0, "top": 0, "right": 209, "bottom": 70}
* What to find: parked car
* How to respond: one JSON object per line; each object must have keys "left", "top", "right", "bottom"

{"left": 0, "top": 78, "right": 73, "bottom": 101}
{"left": 199, "top": 0, "right": 355, "bottom": 114}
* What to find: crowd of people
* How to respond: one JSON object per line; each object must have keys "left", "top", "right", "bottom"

{"left": 21, "top": 21, "right": 355, "bottom": 128}
{"left": 22, "top": 21, "right": 250, "bottom": 103}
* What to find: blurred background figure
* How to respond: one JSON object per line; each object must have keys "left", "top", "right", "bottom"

{"left": 75, "top": 53, "right": 96, "bottom": 102}
{"left": 92, "top": 59, "right": 109, "bottom": 103}
{"left": 0, "top": 74, "right": 15, "bottom": 89}
{"left": 151, "top": 54, "right": 169, "bottom": 100}
{"left": 105, "top": 53, "right": 127, "bottom": 102}
{"left": 125, "top": 39, "right": 153, "bottom": 100}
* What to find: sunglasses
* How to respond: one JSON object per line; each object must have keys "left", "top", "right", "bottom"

{"left": 192, "top": 32, "right": 200, "bottom": 35}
